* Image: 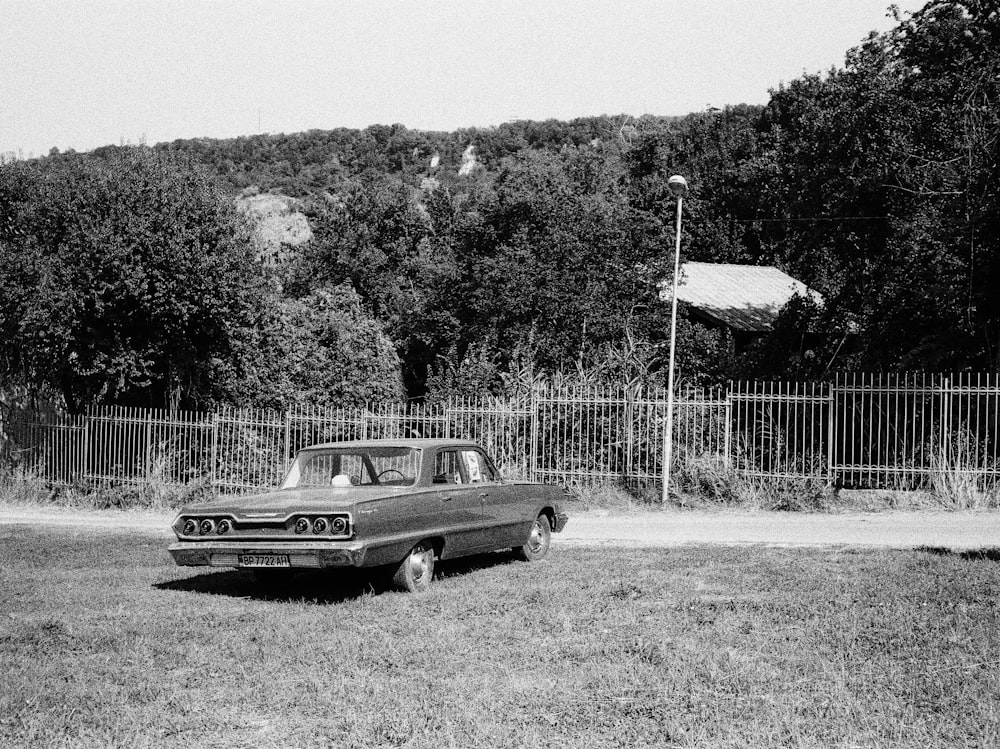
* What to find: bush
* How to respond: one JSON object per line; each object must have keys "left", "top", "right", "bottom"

{"left": 732, "top": 475, "right": 833, "bottom": 511}
{"left": 671, "top": 453, "right": 742, "bottom": 504}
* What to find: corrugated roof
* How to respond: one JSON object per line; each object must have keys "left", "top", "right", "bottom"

{"left": 660, "top": 262, "right": 822, "bottom": 333}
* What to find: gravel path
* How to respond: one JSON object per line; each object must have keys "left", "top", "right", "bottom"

{"left": 563, "top": 510, "right": 1000, "bottom": 550}
{"left": 2, "top": 506, "right": 998, "bottom": 551}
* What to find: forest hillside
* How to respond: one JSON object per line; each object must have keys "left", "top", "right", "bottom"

{"left": 1, "top": 1, "right": 997, "bottom": 412}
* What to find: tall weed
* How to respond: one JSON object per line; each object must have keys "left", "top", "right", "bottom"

{"left": 0, "top": 467, "right": 53, "bottom": 505}
{"left": 670, "top": 452, "right": 741, "bottom": 504}
{"left": 0, "top": 464, "right": 214, "bottom": 511}
{"left": 928, "top": 431, "right": 1000, "bottom": 509}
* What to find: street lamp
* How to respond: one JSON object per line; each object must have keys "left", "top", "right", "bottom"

{"left": 662, "top": 174, "right": 687, "bottom": 503}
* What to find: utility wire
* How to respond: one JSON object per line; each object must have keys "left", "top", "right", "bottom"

{"left": 729, "top": 216, "right": 891, "bottom": 224}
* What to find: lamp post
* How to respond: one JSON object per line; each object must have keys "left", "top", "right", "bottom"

{"left": 662, "top": 174, "right": 687, "bottom": 503}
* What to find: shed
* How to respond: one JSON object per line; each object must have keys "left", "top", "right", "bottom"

{"left": 660, "top": 262, "right": 822, "bottom": 349}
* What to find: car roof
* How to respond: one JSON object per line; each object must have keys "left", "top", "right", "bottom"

{"left": 298, "top": 438, "right": 480, "bottom": 451}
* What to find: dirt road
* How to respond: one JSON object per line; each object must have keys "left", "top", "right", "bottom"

{"left": 563, "top": 509, "right": 1000, "bottom": 550}
{"left": 2, "top": 506, "right": 998, "bottom": 551}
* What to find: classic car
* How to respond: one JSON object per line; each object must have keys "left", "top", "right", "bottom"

{"left": 168, "top": 439, "right": 569, "bottom": 592}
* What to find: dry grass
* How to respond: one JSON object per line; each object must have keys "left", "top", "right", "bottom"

{"left": 0, "top": 469, "right": 212, "bottom": 514}
{"left": 0, "top": 468, "right": 52, "bottom": 506}
{"left": 2, "top": 527, "right": 999, "bottom": 748}
{"left": 928, "top": 433, "right": 1000, "bottom": 510}
{"left": 565, "top": 482, "right": 659, "bottom": 513}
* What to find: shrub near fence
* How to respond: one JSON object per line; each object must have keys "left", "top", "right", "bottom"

{"left": 5, "top": 374, "right": 1000, "bottom": 495}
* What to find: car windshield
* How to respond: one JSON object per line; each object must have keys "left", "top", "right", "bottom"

{"left": 280, "top": 446, "right": 420, "bottom": 489}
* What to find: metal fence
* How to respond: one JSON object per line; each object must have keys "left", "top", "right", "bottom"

{"left": 4, "top": 374, "right": 1000, "bottom": 492}
{"left": 728, "top": 373, "right": 1000, "bottom": 489}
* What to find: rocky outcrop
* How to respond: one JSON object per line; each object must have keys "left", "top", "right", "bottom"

{"left": 236, "top": 191, "right": 312, "bottom": 264}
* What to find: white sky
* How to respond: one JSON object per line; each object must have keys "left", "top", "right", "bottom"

{"left": 1, "top": 0, "right": 925, "bottom": 157}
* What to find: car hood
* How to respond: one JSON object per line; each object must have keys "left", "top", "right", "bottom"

{"left": 177, "top": 486, "right": 412, "bottom": 517}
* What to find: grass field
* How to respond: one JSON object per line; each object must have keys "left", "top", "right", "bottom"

{"left": 1, "top": 527, "right": 998, "bottom": 748}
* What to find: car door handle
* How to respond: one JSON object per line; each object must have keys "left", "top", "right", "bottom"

{"left": 441, "top": 495, "right": 454, "bottom": 502}
{"left": 478, "top": 492, "right": 489, "bottom": 499}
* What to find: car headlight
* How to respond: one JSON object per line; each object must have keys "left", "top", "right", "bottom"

{"left": 312, "top": 517, "right": 329, "bottom": 534}
{"left": 295, "top": 517, "right": 310, "bottom": 534}
{"left": 331, "top": 516, "right": 347, "bottom": 534}
{"left": 217, "top": 519, "right": 232, "bottom": 534}
{"left": 199, "top": 519, "right": 215, "bottom": 535}
{"left": 183, "top": 519, "right": 197, "bottom": 536}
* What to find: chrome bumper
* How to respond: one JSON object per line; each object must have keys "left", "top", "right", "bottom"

{"left": 168, "top": 540, "right": 367, "bottom": 569}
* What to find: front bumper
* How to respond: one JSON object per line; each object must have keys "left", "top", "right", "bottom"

{"left": 168, "top": 540, "right": 367, "bottom": 569}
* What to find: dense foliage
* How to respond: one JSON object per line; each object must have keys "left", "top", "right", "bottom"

{"left": 0, "top": 149, "right": 271, "bottom": 411}
{"left": 2, "top": 1, "right": 998, "bottom": 409}
{"left": 0, "top": 150, "right": 403, "bottom": 411}
{"left": 260, "top": 285, "right": 404, "bottom": 408}
{"left": 639, "top": 0, "right": 1000, "bottom": 375}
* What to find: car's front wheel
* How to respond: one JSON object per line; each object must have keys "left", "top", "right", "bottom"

{"left": 392, "top": 542, "right": 435, "bottom": 592}
{"left": 515, "top": 513, "right": 552, "bottom": 561}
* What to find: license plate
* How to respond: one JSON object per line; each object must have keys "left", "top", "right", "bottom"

{"left": 238, "top": 554, "right": 290, "bottom": 568}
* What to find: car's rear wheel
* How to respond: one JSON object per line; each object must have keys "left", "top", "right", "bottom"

{"left": 515, "top": 513, "right": 552, "bottom": 561}
{"left": 392, "top": 542, "right": 435, "bottom": 592}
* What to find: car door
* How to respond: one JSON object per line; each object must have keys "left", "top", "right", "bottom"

{"left": 432, "top": 448, "right": 488, "bottom": 556}
{"left": 460, "top": 448, "right": 528, "bottom": 548}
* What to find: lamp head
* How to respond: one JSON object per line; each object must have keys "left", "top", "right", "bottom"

{"left": 667, "top": 174, "right": 688, "bottom": 197}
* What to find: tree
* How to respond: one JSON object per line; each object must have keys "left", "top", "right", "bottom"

{"left": 0, "top": 147, "right": 270, "bottom": 411}
{"left": 286, "top": 173, "right": 456, "bottom": 395}
{"left": 756, "top": 1, "right": 1000, "bottom": 371}
{"left": 257, "top": 285, "right": 404, "bottom": 408}
{"left": 450, "top": 148, "right": 666, "bottom": 375}
{"left": 135, "top": 5, "right": 998, "bottom": 383}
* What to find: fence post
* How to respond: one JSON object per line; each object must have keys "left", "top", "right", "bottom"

{"left": 827, "top": 377, "right": 836, "bottom": 485}
{"left": 529, "top": 387, "right": 539, "bottom": 482}
{"left": 144, "top": 408, "right": 153, "bottom": 481}
{"left": 80, "top": 407, "right": 90, "bottom": 482}
{"left": 940, "top": 375, "right": 952, "bottom": 470}
{"left": 283, "top": 407, "right": 291, "bottom": 464}
{"left": 723, "top": 383, "right": 733, "bottom": 468}
{"left": 210, "top": 409, "right": 219, "bottom": 489}
{"left": 625, "top": 388, "right": 635, "bottom": 482}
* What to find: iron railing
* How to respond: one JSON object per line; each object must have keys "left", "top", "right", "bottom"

{"left": 4, "top": 374, "right": 1000, "bottom": 492}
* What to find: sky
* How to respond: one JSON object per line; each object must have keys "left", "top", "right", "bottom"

{"left": 1, "top": 0, "right": 927, "bottom": 158}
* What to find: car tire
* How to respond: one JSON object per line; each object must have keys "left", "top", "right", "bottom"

{"left": 515, "top": 514, "right": 552, "bottom": 561}
{"left": 391, "top": 542, "right": 435, "bottom": 592}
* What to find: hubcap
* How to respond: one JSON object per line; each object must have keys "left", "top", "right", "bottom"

{"left": 409, "top": 549, "right": 429, "bottom": 581}
{"left": 528, "top": 521, "right": 544, "bottom": 551}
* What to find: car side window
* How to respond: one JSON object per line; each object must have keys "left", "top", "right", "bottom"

{"left": 460, "top": 450, "right": 496, "bottom": 483}
{"left": 433, "top": 450, "right": 463, "bottom": 484}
